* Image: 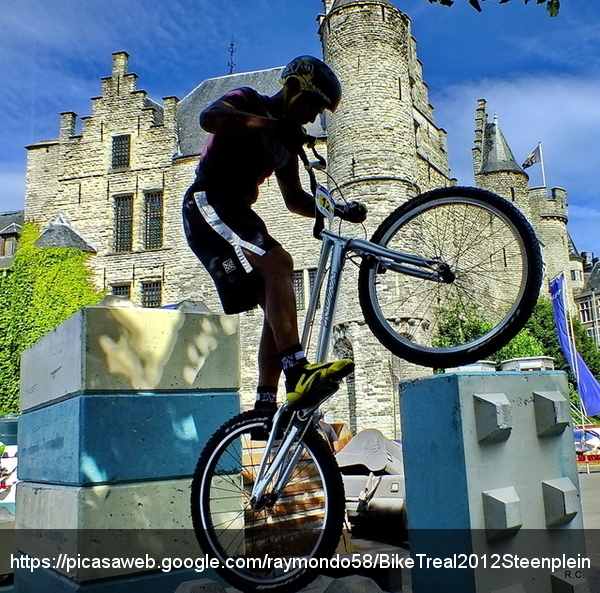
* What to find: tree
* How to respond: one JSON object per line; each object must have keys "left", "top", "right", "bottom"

{"left": 428, "top": 0, "right": 560, "bottom": 17}
{"left": 434, "top": 298, "right": 545, "bottom": 362}
{"left": 0, "top": 223, "right": 104, "bottom": 413}
{"left": 434, "top": 297, "right": 600, "bottom": 419}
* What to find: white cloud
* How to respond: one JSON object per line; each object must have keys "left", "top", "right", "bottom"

{"left": 0, "top": 170, "right": 26, "bottom": 212}
{"left": 431, "top": 73, "right": 600, "bottom": 253}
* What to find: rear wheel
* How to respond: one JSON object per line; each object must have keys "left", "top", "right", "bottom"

{"left": 191, "top": 410, "right": 346, "bottom": 592}
{"left": 358, "top": 186, "right": 543, "bottom": 368}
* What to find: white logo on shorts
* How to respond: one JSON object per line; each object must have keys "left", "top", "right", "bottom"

{"left": 223, "top": 258, "right": 236, "bottom": 274}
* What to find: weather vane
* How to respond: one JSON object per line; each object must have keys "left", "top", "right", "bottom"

{"left": 228, "top": 36, "right": 236, "bottom": 75}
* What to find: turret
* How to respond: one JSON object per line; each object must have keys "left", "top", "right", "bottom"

{"left": 473, "top": 99, "right": 532, "bottom": 219}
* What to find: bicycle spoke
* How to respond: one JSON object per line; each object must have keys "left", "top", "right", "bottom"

{"left": 360, "top": 190, "right": 541, "bottom": 363}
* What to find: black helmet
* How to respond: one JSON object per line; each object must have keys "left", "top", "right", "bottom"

{"left": 280, "top": 56, "right": 342, "bottom": 112}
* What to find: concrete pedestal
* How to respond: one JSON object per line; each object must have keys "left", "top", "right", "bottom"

{"left": 400, "top": 372, "right": 589, "bottom": 593}
{"left": 12, "top": 305, "right": 240, "bottom": 592}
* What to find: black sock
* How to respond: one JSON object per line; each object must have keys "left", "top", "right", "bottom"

{"left": 256, "top": 386, "right": 277, "bottom": 405}
{"left": 280, "top": 344, "right": 308, "bottom": 386}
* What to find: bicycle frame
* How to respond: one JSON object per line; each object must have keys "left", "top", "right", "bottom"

{"left": 250, "top": 226, "right": 448, "bottom": 509}
{"left": 301, "top": 227, "right": 448, "bottom": 363}
{"left": 249, "top": 142, "right": 456, "bottom": 509}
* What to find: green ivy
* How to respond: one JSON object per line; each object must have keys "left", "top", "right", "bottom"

{"left": 0, "top": 223, "right": 104, "bottom": 413}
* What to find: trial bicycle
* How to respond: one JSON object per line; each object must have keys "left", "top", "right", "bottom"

{"left": 190, "top": 146, "right": 543, "bottom": 592}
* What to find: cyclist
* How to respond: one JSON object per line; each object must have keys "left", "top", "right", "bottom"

{"left": 183, "top": 56, "right": 365, "bottom": 410}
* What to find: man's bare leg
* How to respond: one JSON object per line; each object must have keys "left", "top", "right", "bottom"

{"left": 244, "top": 246, "right": 300, "bottom": 353}
{"left": 245, "top": 246, "right": 353, "bottom": 407}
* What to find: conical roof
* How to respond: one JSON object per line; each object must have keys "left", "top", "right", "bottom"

{"left": 480, "top": 117, "right": 523, "bottom": 174}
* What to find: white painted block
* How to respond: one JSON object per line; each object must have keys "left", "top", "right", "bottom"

{"left": 21, "top": 306, "right": 239, "bottom": 411}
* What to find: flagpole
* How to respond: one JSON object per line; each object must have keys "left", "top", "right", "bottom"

{"left": 538, "top": 142, "right": 548, "bottom": 189}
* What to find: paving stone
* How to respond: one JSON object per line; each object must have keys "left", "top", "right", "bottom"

{"left": 323, "top": 574, "right": 385, "bottom": 593}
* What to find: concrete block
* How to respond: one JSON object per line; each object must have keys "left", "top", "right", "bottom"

{"left": 482, "top": 486, "right": 522, "bottom": 540}
{"left": 21, "top": 306, "right": 239, "bottom": 411}
{"left": 18, "top": 391, "right": 239, "bottom": 485}
{"left": 473, "top": 392, "right": 513, "bottom": 443}
{"left": 16, "top": 479, "right": 192, "bottom": 530}
{"left": 15, "top": 479, "right": 204, "bottom": 581}
{"left": 0, "top": 508, "right": 15, "bottom": 577}
{"left": 534, "top": 390, "right": 570, "bottom": 437}
{"left": 550, "top": 572, "right": 590, "bottom": 593}
{"left": 13, "top": 560, "right": 213, "bottom": 593}
{"left": 542, "top": 477, "right": 579, "bottom": 528}
{"left": 400, "top": 371, "right": 586, "bottom": 593}
{"left": 174, "top": 579, "right": 228, "bottom": 593}
{"left": 491, "top": 585, "right": 528, "bottom": 593}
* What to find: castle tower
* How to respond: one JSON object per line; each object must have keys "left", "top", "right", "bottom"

{"left": 319, "top": 0, "right": 451, "bottom": 233}
{"left": 316, "top": 0, "right": 452, "bottom": 435}
{"left": 473, "top": 100, "right": 583, "bottom": 309}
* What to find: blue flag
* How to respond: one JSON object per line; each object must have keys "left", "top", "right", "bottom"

{"left": 550, "top": 274, "right": 600, "bottom": 416}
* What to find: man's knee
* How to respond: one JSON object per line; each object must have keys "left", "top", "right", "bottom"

{"left": 247, "top": 246, "right": 293, "bottom": 277}
{"left": 270, "top": 247, "right": 294, "bottom": 275}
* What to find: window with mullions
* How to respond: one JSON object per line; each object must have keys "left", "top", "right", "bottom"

{"left": 0, "top": 235, "right": 17, "bottom": 257}
{"left": 114, "top": 194, "right": 133, "bottom": 252}
{"left": 141, "top": 280, "right": 162, "bottom": 308}
{"left": 293, "top": 270, "right": 305, "bottom": 310}
{"left": 111, "top": 284, "right": 131, "bottom": 299}
{"left": 144, "top": 191, "right": 164, "bottom": 250}
{"left": 293, "top": 269, "right": 322, "bottom": 311}
{"left": 112, "top": 134, "right": 131, "bottom": 169}
{"left": 579, "top": 300, "right": 593, "bottom": 324}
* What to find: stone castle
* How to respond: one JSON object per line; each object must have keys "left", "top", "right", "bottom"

{"left": 23, "top": 0, "right": 583, "bottom": 437}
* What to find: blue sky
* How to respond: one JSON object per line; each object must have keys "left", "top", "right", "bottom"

{"left": 2, "top": 0, "right": 599, "bottom": 257}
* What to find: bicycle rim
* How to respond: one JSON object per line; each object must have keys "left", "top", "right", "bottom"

{"left": 359, "top": 188, "right": 541, "bottom": 367}
{"left": 191, "top": 412, "right": 344, "bottom": 591}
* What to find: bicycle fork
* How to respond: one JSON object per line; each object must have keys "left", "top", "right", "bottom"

{"left": 250, "top": 404, "right": 313, "bottom": 511}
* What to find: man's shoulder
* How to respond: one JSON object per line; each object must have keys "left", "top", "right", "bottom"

{"left": 222, "top": 86, "right": 265, "bottom": 105}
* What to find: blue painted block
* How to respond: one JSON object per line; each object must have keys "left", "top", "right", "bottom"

{"left": 399, "top": 371, "right": 586, "bottom": 593}
{"left": 18, "top": 392, "right": 239, "bottom": 485}
{"left": 400, "top": 373, "right": 471, "bottom": 530}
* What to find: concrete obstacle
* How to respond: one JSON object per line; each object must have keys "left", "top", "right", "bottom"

{"left": 400, "top": 371, "right": 589, "bottom": 593}
{"left": 12, "top": 304, "right": 240, "bottom": 592}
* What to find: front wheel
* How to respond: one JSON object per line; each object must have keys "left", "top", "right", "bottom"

{"left": 358, "top": 186, "right": 543, "bottom": 368}
{"left": 191, "top": 409, "right": 346, "bottom": 593}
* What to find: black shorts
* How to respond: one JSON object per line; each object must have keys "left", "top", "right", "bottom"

{"left": 182, "top": 188, "right": 279, "bottom": 314}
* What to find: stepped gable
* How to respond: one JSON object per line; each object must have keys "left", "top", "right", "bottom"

{"left": 177, "top": 68, "right": 326, "bottom": 158}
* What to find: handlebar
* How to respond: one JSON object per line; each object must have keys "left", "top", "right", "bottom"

{"left": 297, "top": 143, "right": 367, "bottom": 239}
{"left": 297, "top": 144, "right": 326, "bottom": 239}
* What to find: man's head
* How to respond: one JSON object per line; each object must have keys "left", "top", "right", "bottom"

{"left": 279, "top": 56, "right": 341, "bottom": 124}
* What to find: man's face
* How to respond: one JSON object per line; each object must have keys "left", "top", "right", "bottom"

{"left": 286, "top": 91, "right": 328, "bottom": 125}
